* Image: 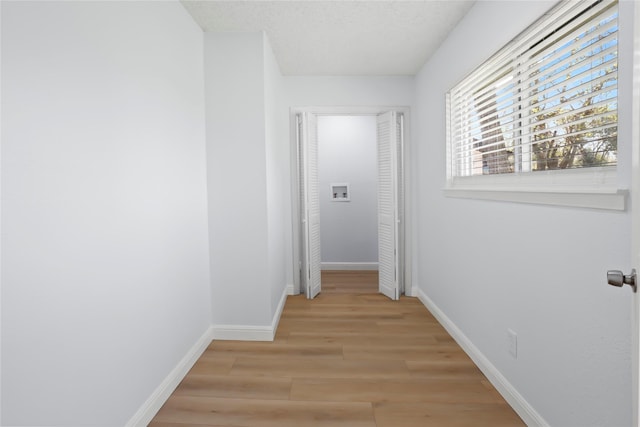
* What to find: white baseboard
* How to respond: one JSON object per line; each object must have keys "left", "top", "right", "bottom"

{"left": 271, "top": 285, "right": 288, "bottom": 337}
{"left": 321, "top": 262, "right": 378, "bottom": 271}
{"left": 125, "top": 325, "right": 214, "bottom": 427}
{"left": 406, "top": 283, "right": 419, "bottom": 297}
{"left": 212, "top": 285, "right": 288, "bottom": 342}
{"left": 417, "top": 289, "right": 549, "bottom": 427}
{"left": 211, "top": 325, "right": 274, "bottom": 341}
{"left": 286, "top": 283, "right": 295, "bottom": 295}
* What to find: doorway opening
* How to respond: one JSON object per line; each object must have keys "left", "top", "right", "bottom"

{"left": 318, "top": 115, "right": 378, "bottom": 271}
{"left": 290, "top": 107, "right": 412, "bottom": 300}
{"left": 318, "top": 116, "right": 379, "bottom": 295}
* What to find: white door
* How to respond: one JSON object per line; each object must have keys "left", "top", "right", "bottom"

{"left": 632, "top": 3, "right": 640, "bottom": 424}
{"left": 377, "top": 111, "right": 399, "bottom": 300}
{"left": 396, "top": 113, "right": 405, "bottom": 296}
{"left": 630, "top": 2, "right": 640, "bottom": 424}
{"left": 300, "top": 112, "right": 321, "bottom": 299}
{"left": 633, "top": 103, "right": 640, "bottom": 425}
{"left": 296, "top": 114, "right": 308, "bottom": 296}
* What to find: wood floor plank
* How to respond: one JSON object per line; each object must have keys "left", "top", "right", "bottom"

{"left": 285, "top": 331, "right": 439, "bottom": 346}
{"left": 373, "top": 401, "right": 524, "bottom": 427}
{"left": 275, "top": 318, "right": 381, "bottom": 334}
{"left": 229, "top": 357, "right": 412, "bottom": 379}
{"left": 149, "top": 271, "right": 525, "bottom": 426}
{"left": 343, "top": 344, "right": 473, "bottom": 363}
{"left": 204, "top": 341, "right": 344, "bottom": 359}
{"left": 153, "top": 396, "right": 376, "bottom": 427}
{"left": 291, "top": 377, "right": 508, "bottom": 404}
{"left": 376, "top": 320, "right": 451, "bottom": 334}
{"left": 174, "top": 374, "right": 292, "bottom": 400}
{"left": 185, "top": 357, "right": 235, "bottom": 376}
{"left": 282, "top": 309, "right": 405, "bottom": 320}
{"left": 405, "top": 360, "right": 487, "bottom": 379}
{"left": 149, "top": 423, "right": 221, "bottom": 427}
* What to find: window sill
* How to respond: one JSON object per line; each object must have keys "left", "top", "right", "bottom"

{"left": 442, "top": 188, "right": 627, "bottom": 211}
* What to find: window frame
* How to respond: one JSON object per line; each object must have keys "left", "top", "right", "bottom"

{"left": 444, "top": 0, "right": 625, "bottom": 211}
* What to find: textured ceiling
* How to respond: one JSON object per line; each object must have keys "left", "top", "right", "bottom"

{"left": 181, "top": 1, "right": 475, "bottom": 76}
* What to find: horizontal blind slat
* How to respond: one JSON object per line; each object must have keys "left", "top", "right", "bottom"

{"left": 446, "top": 0, "right": 617, "bottom": 178}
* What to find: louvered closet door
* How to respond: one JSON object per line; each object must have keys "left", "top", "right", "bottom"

{"left": 396, "top": 113, "right": 404, "bottom": 296}
{"left": 377, "top": 111, "right": 399, "bottom": 300}
{"left": 302, "top": 112, "right": 321, "bottom": 299}
{"left": 297, "top": 114, "right": 309, "bottom": 295}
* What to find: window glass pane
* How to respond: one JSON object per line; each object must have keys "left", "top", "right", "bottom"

{"left": 526, "top": 2, "right": 618, "bottom": 171}
{"left": 447, "top": 0, "right": 618, "bottom": 179}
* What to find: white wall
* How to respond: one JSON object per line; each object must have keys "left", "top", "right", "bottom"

{"left": 204, "top": 32, "right": 272, "bottom": 327}
{"left": 263, "top": 35, "right": 289, "bottom": 318}
{"left": 318, "top": 116, "right": 378, "bottom": 264}
{"left": 285, "top": 76, "right": 415, "bottom": 107}
{"left": 1, "top": 2, "right": 211, "bottom": 425}
{"left": 204, "top": 32, "right": 289, "bottom": 328}
{"left": 414, "top": 1, "right": 633, "bottom": 426}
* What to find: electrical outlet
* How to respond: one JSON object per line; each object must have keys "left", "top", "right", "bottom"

{"left": 507, "top": 329, "right": 518, "bottom": 358}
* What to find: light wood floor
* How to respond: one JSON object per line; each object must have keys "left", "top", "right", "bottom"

{"left": 149, "top": 271, "right": 525, "bottom": 427}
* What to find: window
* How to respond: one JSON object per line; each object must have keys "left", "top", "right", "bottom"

{"left": 446, "top": 0, "right": 622, "bottom": 209}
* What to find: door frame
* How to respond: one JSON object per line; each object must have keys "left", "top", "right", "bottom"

{"left": 289, "top": 106, "right": 413, "bottom": 297}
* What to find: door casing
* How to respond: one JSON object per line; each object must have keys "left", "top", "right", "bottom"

{"left": 289, "top": 106, "right": 413, "bottom": 297}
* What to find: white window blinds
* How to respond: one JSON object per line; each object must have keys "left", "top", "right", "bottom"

{"left": 447, "top": 0, "right": 618, "bottom": 179}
